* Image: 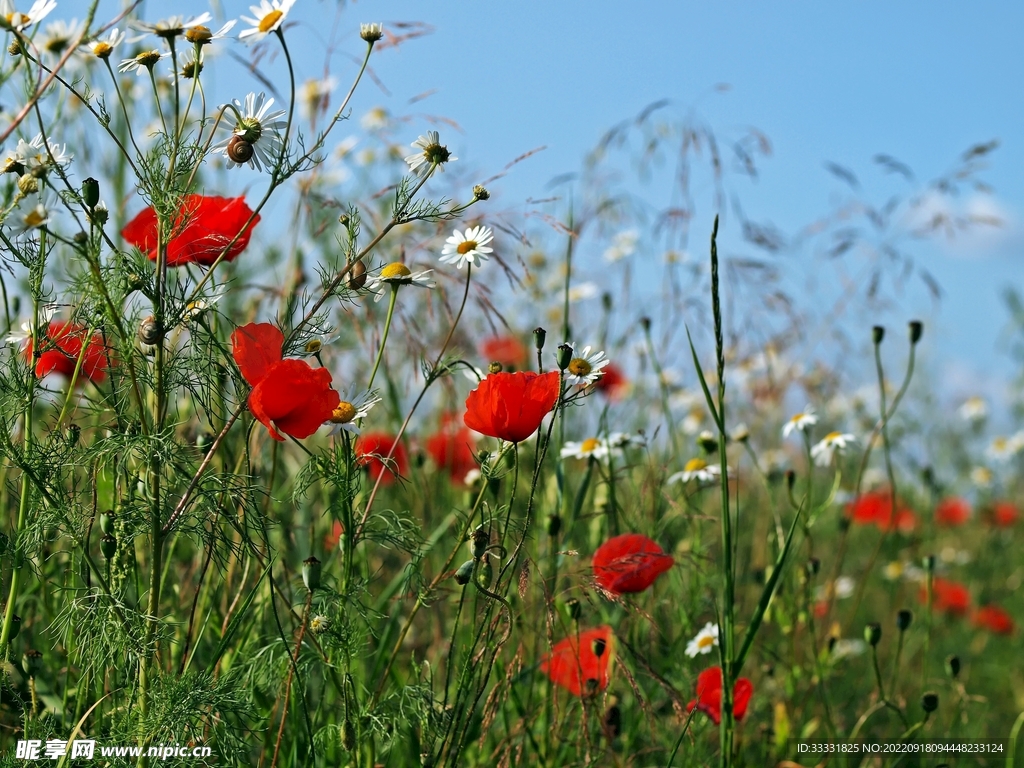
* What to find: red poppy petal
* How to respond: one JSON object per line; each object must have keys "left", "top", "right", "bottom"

{"left": 231, "top": 322, "right": 284, "bottom": 386}
{"left": 540, "top": 626, "right": 614, "bottom": 697}
{"left": 121, "top": 206, "right": 159, "bottom": 258}
{"left": 248, "top": 359, "right": 339, "bottom": 441}
{"left": 733, "top": 678, "right": 753, "bottom": 720}
{"left": 593, "top": 533, "right": 673, "bottom": 594}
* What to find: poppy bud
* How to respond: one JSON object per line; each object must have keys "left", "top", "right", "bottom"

{"left": 827, "top": 636, "right": 837, "bottom": 654}
{"left": 639, "top": 316, "right": 651, "bottom": 332}
{"left": 454, "top": 559, "right": 475, "bottom": 586}
{"left": 22, "top": 648, "right": 42, "bottom": 677}
{"left": 347, "top": 260, "right": 367, "bottom": 290}
{"left": 805, "top": 558, "right": 820, "bottom": 578}
{"left": 100, "top": 509, "right": 116, "bottom": 536}
{"left": 476, "top": 554, "right": 493, "bottom": 589}
{"left": 342, "top": 718, "right": 357, "bottom": 750}
{"left": 921, "top": 691, "right": 939, "bottom": 713}
{"left": 472, "top": 185, "right": 490, "bottom": 201}
{"left": 533, "top": 327, "right": 546, "bottom": 351}
{"left": 786, "top": 470, "right": 796, "bottom": 490}
{"left": 470, "top": 527, "right": 489, "bottom": 560}
{"left": 488, "top": 361, "right": 503, "bottom": 374}
{"left": 909, "top": 320, "right": 923, "bottom": 345}
{"left": 864, "top": 622, "right": 882, "bottom": 646}
{"left": 556, "top": 344, "right": 573, "bottom": 371}
{"left": 9, "top": 615, "right": 21, "bottom": 640}
{"left": 601, "top": 292, "right": 613, "bottom": 312}
{"left": 872, "top": 325, "right": 885, "bottom": 345}
{"left": 100, "top": 534, "right": 117, "bottom": 560}
{"left": 139, "top": 315, "right": 162, "bottom": 346}
{"left": 602, "top": 702, "right": 621, "bottom": 738}
{"left": 302, "top": 556, "right": 322, "bottom": 592}
{"left": 592, "top": 637, "right": 607, "bottom": 658}
{"left": 945, "top": 654, "right": 960, "bottom": 679}
{"left": 565, "top": 598, "right": 581, "bottom": 622}
{"left": 82, "top": 177, "right": 99, "bottom": 209}
{"left": 67, "top": 424, "right": 80, "bottom": 447}
{"left": 896, "top": 609, "right": 913, "bottom": 631}
{"left": 697, "top": 430, "right": 718, "bottom": 454}
{"left": 546, "top": 514, "right": 562, "bottom": 538}
{"left": 923, "top": 554, "right": 936, "bottom": 574}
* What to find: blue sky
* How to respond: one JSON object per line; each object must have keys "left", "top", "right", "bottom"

{"left": 83, "top": 2, "right": 1024, "bottom": 412}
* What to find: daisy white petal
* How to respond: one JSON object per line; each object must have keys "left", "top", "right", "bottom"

{"left": 239, "top": 0, "right": 296, "bottom": 44}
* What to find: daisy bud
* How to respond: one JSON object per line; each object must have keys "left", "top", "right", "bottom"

{"left": 470, "top": 527, "right": 489, "bottom": 560}
{"left": 488, "top": 361, "right": 503, "bottom": 374}
{"left": 556, "top": 343, "right": 573, "bottom": 371}
{"left": 338, "top": 213, "right": 351, "bottom": 226}
{"left": 360, "top": 23, "right": 384, "bottom": 43}
{"left": 697, "top": 430, "right": 718, "bottom": 454}
{"left": 22, "top": 648, "right": 42, "bottom": 677}
{"left": 909, "top": 320, "right": 923, "bottom": 345}
{"left": 309, "top": 614, "right": 330, "bottom": 635}
{"left": 185, "top": 25, "right": 212, "bottom": 44}
{"left": 100, "top": 509, "right": 116, "bottom": 536}
{"left": 82, "top": 177, "right": 99, "bottom": 209}
{"left": 92, "top": 202, "right": 109, "bottom": 225}
{"left": 872, "top": 325, "right": 885, "bottom": 345}
{"left": 454, "top": 559, "right": 475, "bottom": 586}
{"left": 302, "top": 556, "right": 322, "bottom": 592}
{"left": 100, "top": 534, "right": 117, "bottom": 560}
{"left": 347, "top": 260, "right": 367, "bottom": 290}
{"left": 896, "top": 609, "right": 913, "bottom": 631}
{"left": 533, "top": 327, "right": 546, "bottom": 351}
{"left": 731, "top": 423, "right": 750, "bottom": 443}
{"left": 473, "top": 185, "right": 489, "bottom": 201}
{"left": 945, "top": 654, "right": 960, "bottom": 679}
{"left": 17, "top": 174, "right": 38, "bottom": 195}
{"left": 8, "top": 40, "right": 22, "bottom": 56}
{"left": 864, "top": 622, "right": 882, "bottom": 646}
{"left": 546, "top": 514, "right": 562, "bottom": 538}
{"left": 920, "top": 691, "right": 939, "bottom": 713}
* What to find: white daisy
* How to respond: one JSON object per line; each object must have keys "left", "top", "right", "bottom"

{"left": 133, "top": 13, "right": 212, "bottom": 39}
{"left": 12, "top": 133, "right": 71, "bottom": 174}
{"left": 361, "top": 106, "right": 388, "bottom": 131}
{"left": 685, "top": 622, "right": 719, "bottom": 658}
{"left": 118, "top": 49, "right": 170, "bottom": 75}
{"left": 359, "top": 22, "right": 383, "bottom": 42}
{"left": 957, "top": 396, "right": 987, "bottom": 422}
{"left": 831, "top": 639, "right": 867, "bottom": 660}
{"left": 6, "top": 304, "right": 56, "bottom": 347}
{"left": 85, "top": 26, "right": 125, "bottom": 59}
{"left": 364, "top": 262, "right": 436, "bottom": 303}
{"left": 561, "top": 343, "right": 609, "bottom": 386}
{"left": 300, "top": 76, "right": 338, "bottom": 120}
{"left": 8, "top": 202, "right": 50, "bottom": 234}
{"left": 326, "top": 386, "right": 381, "bottom": 435}
{"left": 404, "top": 130, "right": 456, "bottom": 176}
{"left": 810, "top": 431, "right": 856, "bottom": 466}
{"left": 214, "top": 92, "right": 287, "bottom": 172}
{"left": 239, "top": 0, "right": 296, "bottom": 44}
{"left": 39, "top": 18, "right": 82, "bottom": 57}
{"left": 184, "top": 20, "right": 237, "bottom": 45}
{"left": 605, "top": 431, "right": 645, "bottom": 450}
{"left": 782, "top": 406, "right": 817, "bottom": 438}
{"left": 970, "top": 466, "right": 993, "bottom": 488}
{"left": 440, "top": 225, "right": 493, "bottom": 270}
{"left": 567, "top": 281, "right": 599, "bottom": 302}
{"left": 603, "top": 229, "right": 638, "bottom": 263}
{"left": 2, "top": 0, "right": 56, "bottom": 31}
{"left": 668, "top": 457, "right": 721, "bottom": 485}
{"left": 985, "top": 435, "right": 1021, "bottom": 463}
{"left": 560, "top": 437, "right": 608, "bottom": 461}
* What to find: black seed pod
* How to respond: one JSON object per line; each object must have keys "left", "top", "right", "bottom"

{"left": 302, "top": 556, "right": 322, "bottom": 592}
{"left": 100, "top": 534, "right": 117, "bottom": 560}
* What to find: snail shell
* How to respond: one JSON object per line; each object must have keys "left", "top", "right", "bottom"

{"left": 347, "top": 260, "right": 367, "bottom": 290}
{"left": 227, "top": 135, "right": 255, "bottom": 164}
{"left": 138, "top": 315, "right": 163, "bottom": 346}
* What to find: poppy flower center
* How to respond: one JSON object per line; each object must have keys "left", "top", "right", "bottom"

{"left": 258, "top": 9, "right": 283, "bottom": 32}
{"left": 237, "top": 117, "right": 264, "bottom": 144}
{"left": 581, "top": 437, "right": 600, "bottom": 453}
{"left": 456, "top": 240, "right": 478, "bottom": 255}
{"left": 331, "top": 402, "right": 357, "bottom": 424}
{"left": 380, "top": 262, "right": 412, "bottom": 280}
{"left": 568, "top": 358, "right": 592, "bottom": 376}
{"left": 684, "top": 457, "right": 707, "bottom": 472}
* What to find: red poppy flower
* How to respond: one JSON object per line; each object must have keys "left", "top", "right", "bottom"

{"left": 122, "top": 194, "right": 260, "bottom": 266}
{"left": 592, "top": 362, "right": 628, "bottom": 400}
{"left": 973, "top": 604, "right": 1014, "bottom": 635}
{"left": 592, "top": 533, "right": 674, "bottom": 594}
{"left": 464, "top": 371, "right": 560, "bottom": 443}
{"left": 28, "top": 322, "right": 110, "bottom": 383}
{"left": 990, "top": 501, "right": 1018, "bottom": 528}
{"left": 481, "top": 335, "right": 528, "bottom": 370}
{"left": 845, "top": 490, "right": 916, "bottom": 532}
{"left": 540, "top": 625, "right": 614, "bottom": 697}
{"left": 935, "top": 497, "right": 971, "bottom": 527}
{"left": 231, "top": 322, "right": 339, "bottom": 441}
{"left": 426, "top": 417, "right": 478, "bottom": 485}
{"left": 324, "top": 520, "right": 343, "bottom": 552}
{"left": 686, "top": 666, "right": 753, "bottom": 726}
{"left": 355, "top": 431, "right": 409, "bottom": 485}
{"left": 921, "top": 577, "right": 971, "bottom": 615}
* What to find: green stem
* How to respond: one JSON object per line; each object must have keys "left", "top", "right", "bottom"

{"left": 366, "top": 287, "right": 398, "bottom": 391}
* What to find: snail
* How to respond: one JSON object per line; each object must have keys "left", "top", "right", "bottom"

{"left": 227, "top": 135, "right": 255, "bottom": 165}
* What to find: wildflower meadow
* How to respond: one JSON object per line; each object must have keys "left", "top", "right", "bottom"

{"left": 0, "top": 2, "right": 1021, "bottom": 767}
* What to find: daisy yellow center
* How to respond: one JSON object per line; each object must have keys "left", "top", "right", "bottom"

{"left": 581, "top": 437, "right": 600, "bottom": 453}
{"left": 824, "top": 431, "right": 842, "bottom": 442}
{"left": 380, "top": 262, "right": 412, "bottom": 279}
{"left": 304, "top": 339, "right": 322, "bottom": 354}
{"left": 258, "top": 9, "right": 283, "bottom": 32}
{"left": 24, "top": 209, "right": 46, "bottom": 228}
{"left": 93, "top": 41, "right": 112, "bottom": 57}
{"left": 186, "top": 25, "right": 212, "bottom": 43}
{"left": 790, "top": 413, "right": 805, "bottom": 423}
{"left": 697, "top": 634, "right": 715, "bottom": 649}
{"left": 684, "top": 457, "right": 707, "bottom": 472}
{"left": 568, "top": 358, "right": 591, "bottom": 376}
{"left": 993, "top": 437, "right": 1007, "bottom": 450}
{"left": 237, "top": 117, "right": 263, "bottom": 144}
{"left": 456, "top": 240, "right": 478, "bottom": 255}
{"left": 331, "top": 402, "right": 357, "bottom": 424}
{"left": 136, "top": 50, "right": 161, "bottom": 67}
{"left": 423, "top": 143, "right": 451, "bottom": 164}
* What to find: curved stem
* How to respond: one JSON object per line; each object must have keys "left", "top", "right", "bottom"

{"left": 366, "top": 287, "right": 398, "bottom": 391}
